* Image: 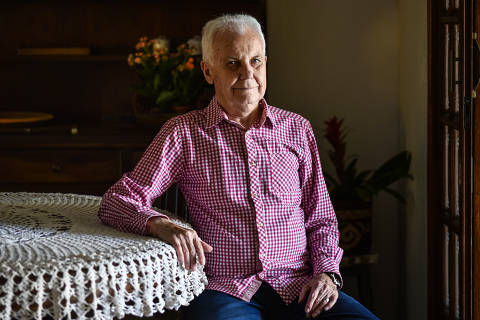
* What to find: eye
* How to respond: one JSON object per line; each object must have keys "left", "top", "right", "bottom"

{"left": 227, "top": 60, "right": 238, "bottom": 67}
{"left": 251, "top": 57, "right": 262, "bottom": 66}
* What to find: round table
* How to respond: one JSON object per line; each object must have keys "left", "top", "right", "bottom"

{"left": 0, "top": 192, "right": 207, "bottom": 320}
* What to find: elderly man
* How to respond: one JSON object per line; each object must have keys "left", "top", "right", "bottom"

{"left": 98, "top": 14, "right": 378, "bottom": 320}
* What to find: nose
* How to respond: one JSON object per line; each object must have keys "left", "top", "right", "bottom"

{"left": 239, "top": 62, "right": 254, "bottom": 79}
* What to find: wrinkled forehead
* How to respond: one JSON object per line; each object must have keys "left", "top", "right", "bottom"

{"left": 211, "top": 29, "right": 265, "bottom": 60}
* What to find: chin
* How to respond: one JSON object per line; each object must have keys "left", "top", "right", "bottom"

{"left": 234, "top": 93, "right": 263, "bottom": 104}
{"left": 234, "top": 97, "right": 261, "bottom": 107}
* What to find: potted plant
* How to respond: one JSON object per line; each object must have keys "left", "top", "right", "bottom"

{"left": 128, "top": 36, "right": 213, "bottom": 125}
{"left": 323, "top": 116, "right": 413, "bottom": 254}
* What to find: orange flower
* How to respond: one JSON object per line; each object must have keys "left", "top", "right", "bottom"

{"left": 134, "top": 57, "right": 141, "bottom": 64}
{"left": 127, "top": 54, "right": 134, "bottom": 66}
{"left": 185, "top": 62, "right": 194, "bottom": 70}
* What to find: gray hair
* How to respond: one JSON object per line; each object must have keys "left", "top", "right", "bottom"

{"left": 201, "top": 14, "right": 266, "bottom": 64}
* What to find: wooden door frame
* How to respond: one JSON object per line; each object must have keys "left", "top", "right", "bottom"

{"left": 428, "top": 0, "right": 478, "bottom": 319}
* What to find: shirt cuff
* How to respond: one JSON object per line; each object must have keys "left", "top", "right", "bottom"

{"left": 312, "top": 257, "right": 343, "bottom": 289}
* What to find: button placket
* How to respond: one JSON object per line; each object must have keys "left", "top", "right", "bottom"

{"left": 245, "top": 129, "right": 268, "bottom": 270}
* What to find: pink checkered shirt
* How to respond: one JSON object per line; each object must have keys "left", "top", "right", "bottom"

{"left": 98, "top": 96, "right": 343, "bottom": 305}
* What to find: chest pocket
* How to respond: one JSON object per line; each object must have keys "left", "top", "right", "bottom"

{"left": 266, "top": 141, "right": 301, "bottom": 195}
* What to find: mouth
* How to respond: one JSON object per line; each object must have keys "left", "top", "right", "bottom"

{"left": 233, "top": 87, "right": 258, "bottom": 90}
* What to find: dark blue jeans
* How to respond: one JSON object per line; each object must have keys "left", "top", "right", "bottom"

{"left": 183, "top": 282, "right": 379, "bottom": 319}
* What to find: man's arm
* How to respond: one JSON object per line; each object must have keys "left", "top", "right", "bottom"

{"left": 98, "top": 117, "right": 212, "bottom": 271}
{"left": 97, "top": 118, "right": 184, "bottom": 235}
{"left": 298, "top": 120, "right": 344, "bottom": 317}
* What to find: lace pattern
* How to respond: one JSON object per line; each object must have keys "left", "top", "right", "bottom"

{"left": 0, "top": 192, "right": 207, "bottom": 320}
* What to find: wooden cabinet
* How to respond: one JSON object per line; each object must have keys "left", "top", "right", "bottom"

{"left": 0, "top": 123, "right": 156, "bottom": 196}
{"left": 0, "top": 149, "right": 122, "bottom": 184}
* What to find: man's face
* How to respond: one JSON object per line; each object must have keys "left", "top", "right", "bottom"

{"left": 201, "top": 28, "right": 267, "bottom": 111}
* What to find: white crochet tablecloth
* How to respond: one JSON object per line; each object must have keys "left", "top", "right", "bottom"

{"left": 0, "top": 192, "right": 207, "bottom": 320}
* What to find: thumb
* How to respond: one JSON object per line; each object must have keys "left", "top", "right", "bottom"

{"left": 201, "top": 240, "right": 213, "bottom": 252}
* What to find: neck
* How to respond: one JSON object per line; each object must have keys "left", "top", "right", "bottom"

{"left": 219, "top": 100, "right": 262, "bottom": 129}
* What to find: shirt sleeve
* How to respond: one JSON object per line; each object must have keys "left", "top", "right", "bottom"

{"left": 97, "top": 117, "right": 184, "bottom": 235}
{"left": 299, "top": 120, "right": 344, "bottom": 285}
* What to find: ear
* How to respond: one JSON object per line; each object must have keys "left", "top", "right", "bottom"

{"left": 201, "top": 61, "right": 214, "bottom": 85}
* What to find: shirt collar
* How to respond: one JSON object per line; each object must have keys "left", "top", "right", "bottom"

{"left": 205, "top": 96, "right": 276, "bottom": 130}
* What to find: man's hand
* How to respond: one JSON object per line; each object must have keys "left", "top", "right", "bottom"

{"left": 298, "top": 273, "right": 338, "bottom": 318}
{"left": 146, "top": 217, "right": 213, "bottom": 271}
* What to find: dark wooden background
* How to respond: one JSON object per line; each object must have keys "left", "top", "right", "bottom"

{"left": 0, "top": 1, "right": 265, "bottom": 200}
{"left": 0, "top": 0, "right": 266, "bottom": 122}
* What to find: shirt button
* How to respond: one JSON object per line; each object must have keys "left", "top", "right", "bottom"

{"left": 252, "top": 192, "right": 257, "bottom": 198}
{"left": 249, "top": 160, "right": 256, "bottom": 166}
{"left": 259, "top": 253, "right": 264, "bottom": 259}
{"left": 257, "top": 221, "right": 263, "bottom": 227}
{"left": 258, "top": 273, "right": 264, "bottom": 279}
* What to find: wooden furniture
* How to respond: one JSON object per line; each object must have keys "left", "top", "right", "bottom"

{"left": 428, "top": 1, "right": 480, "bottom": 319}
{"left": 0, "top": 122, "right": 190, "bottom": 220}
{"left": 0, "top": 0, "right": 265, "bottom": 217}
{"left": 0, "top": 1, "right": 265, "bottom": 125}
{"left": 0, "top": 122, "right": 155, "bottom": 196}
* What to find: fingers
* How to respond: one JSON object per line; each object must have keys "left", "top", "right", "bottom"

{"left": 194, "top": 236, "right": 206, "bottom": 266}
{"left": 149, "top": 219, "right": 212, "bottom": 271}
{"left": 307, "top": 291, "right": 326, "bottom": 317}
{"left": 186, "top": 232, "right": 198, "bottom": 271}
{"left": 180, "top": 236, "right": 190, "bottom": 270}
{"left": 323, "top": 291, "right": 338, "bottom": 312}
{"left": 298, "top": 283, "right": 310, "bottom": 303}
{"left": 201, "top": 240, "right": 213, "bottom": 252}
{"left": 311, "top": 291, "right": 338, "bottom": 318}
{"left": 305, "top": 285, "right": 321, "bottom": 314}
{"left": 309, "top": 295, "right": 328, "bottom": 318}
{"left": 301, "top": 273, "right": 341, "bottom": 317}
{"left": 176, "top": 230, "right": 212, "bottom": 271}
{"left": 173, "top": 237, "right": 185, "bottom": 269}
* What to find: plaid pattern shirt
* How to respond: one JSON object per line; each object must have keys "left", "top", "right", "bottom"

{"left": 98, "top": 96, "right": 343, "bottom": 305}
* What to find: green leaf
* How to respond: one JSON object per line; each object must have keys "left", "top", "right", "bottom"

{"left": 383, "top": 187, "right": 407, "bottom": 203}
{"left": 354, "top": 169, "right": 372, "bottom": 184}
{"left": 369, "top": 151, "right": 413, "bottom": 189}
{"left": 153, "top": 73, "right": 161, "bottom": 91}
{"left": 155, "top": 90, "right": 176, "bottom": 105}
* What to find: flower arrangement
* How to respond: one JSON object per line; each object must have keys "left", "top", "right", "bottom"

{"left": 323, "top": 116, "right": 413, "bottom": 204}
{"left": 128, "top": 35, "right": 212, "bottom": 114}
